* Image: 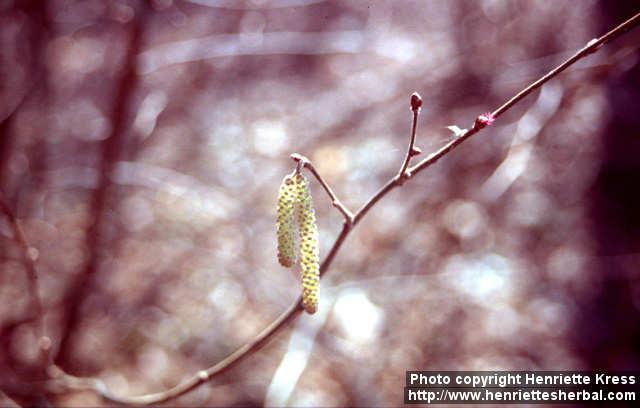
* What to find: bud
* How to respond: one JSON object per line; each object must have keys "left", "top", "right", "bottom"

{"left": 410, "top": 92, "right": 423, "bottom": 111}
{"left": 475, "top": 112, "right": 495, "bottom": 128}
{"left": 409, "top": 146, "right": 422, "bottom": 156}
{"left": 294, "top": 173, "right": 320, "bottom": 314}
{"left": 276, "top": 174, "right": 297, "bottom": 267}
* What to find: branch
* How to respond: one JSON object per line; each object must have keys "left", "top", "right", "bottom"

{"left": 290, "top": 153, "right": 354, "bottom": 224}
{"left": 397, "top": 92, "right": 423, "bottom": 181}
{"left": 0, "top": 194, "right": 51, "bottom": 365}
{"left": 51, "top": 225, "right": 352, "bottom": 405}
{"left": 49, "top": 10, "right": 640, "bottom": 406}
{"left": 409, "top": 11, "right": 640, "bottom": 178}
{"left": 491, "top": 11, "right": 640, "bottom": 120}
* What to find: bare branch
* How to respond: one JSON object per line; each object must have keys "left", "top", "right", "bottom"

{"left": 46, "top": 10, "right": 640, "bottom": 406}
{"left": 51, "top": 223, "right": 354, "bottom": 405}
{"left": 397, "top": 92, "right": 423, "bottom": 182}
{"left": 491, "top": 11, "right": 640, "bottom": 120}
{"left": 410, "top": 11, "right": 640, "bottom": 178}
{"left": 290, "top": 153, "right": 354, "bottom": 224}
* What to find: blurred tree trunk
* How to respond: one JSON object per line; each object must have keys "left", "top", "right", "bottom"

{"left": 578, "top": 2, "right": 640, "bottom": 369}
{"left": 0, "top": 1, "right": 52, "bottom": 406}
{"left": 53, "top": 6, "right": 145, "bottom": 375}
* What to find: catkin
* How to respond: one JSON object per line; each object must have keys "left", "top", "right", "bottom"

{"left": 294, "top": 173, "right": 320, "bottom": 314}
{"left": 276, "top": 174, "right": 297, "bottom": 268}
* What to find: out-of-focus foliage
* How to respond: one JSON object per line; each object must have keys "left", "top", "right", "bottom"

{"left": 1, "top": 0, "right": 639, "bottom": 406}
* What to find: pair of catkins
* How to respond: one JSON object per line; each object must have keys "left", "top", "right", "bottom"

{"left": 276, "top": 172, "right": 319, "bottom": 314}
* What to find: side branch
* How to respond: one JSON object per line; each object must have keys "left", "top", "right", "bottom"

{"left": 290, "top": 153, "right": 354, "bottom": 224}
{"left": 397, "top": 92, "right": 423, "bottom": 181}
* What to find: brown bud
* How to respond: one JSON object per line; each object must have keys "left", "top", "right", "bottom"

{"left": 410, "top": 92, "right": 422, "bottom": 111}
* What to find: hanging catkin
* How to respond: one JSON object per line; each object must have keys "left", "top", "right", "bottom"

{"left": 276, "top": 171, "right": 321, "bottom": 314}
{"left": 294, "top": 173, "right": 320, "bottom": 314}
{"left": 276, "top": 174, "right": 297, "bottom": 268}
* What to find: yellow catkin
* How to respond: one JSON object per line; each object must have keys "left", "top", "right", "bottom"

{"left": 294, "top": 173, "right": 320, "bottom": 314}
{"left": 276, "top": 174, "right": 297, "bottom": 267}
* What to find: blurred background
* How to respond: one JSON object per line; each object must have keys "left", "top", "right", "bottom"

{"left": 1, "top": 0, "right": 639, "bottom": 406}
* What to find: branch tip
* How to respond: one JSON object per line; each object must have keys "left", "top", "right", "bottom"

{"left": 410, "top": 92, "right": 423, "bottom": 111}
{"left": 291, "top": 153, "right": 311, "bottom": 174}
{"left": 398, "top": 92, "right": 422, "bottom": 177}
{"left": 290, "top": 153, "right": 310, "bottom": 165}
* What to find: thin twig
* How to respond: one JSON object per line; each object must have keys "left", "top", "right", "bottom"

{"left": 491, "top": 11, "right": 640, "bottom": 119}
{"left": 397, "top": 92, "right": 423, "bottom": 181}
{"left": 49, "top": 10, "right": 640, "bottom": 406}
{"left": 410, "top": 11, "right": 640, "bottom": 177}
{"left": 290, "top": 153, "right": 354, "bottom": 224}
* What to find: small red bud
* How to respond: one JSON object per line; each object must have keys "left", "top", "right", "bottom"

{"left": 475, "top": 112, "right": 495, "bottom": 128}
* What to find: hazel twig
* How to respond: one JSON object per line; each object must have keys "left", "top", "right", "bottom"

{"left": 290, "top": 153, "right": 354, "bottom": 225}
{"left": 397, "top": 92, "right": 423, "bottom": 183}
